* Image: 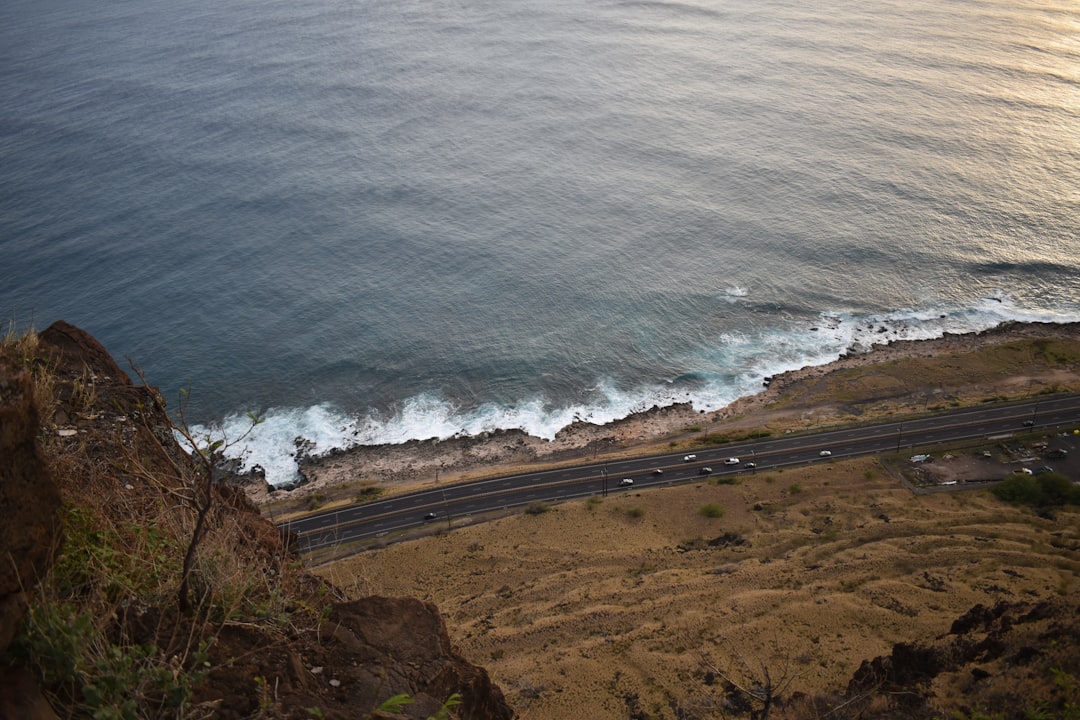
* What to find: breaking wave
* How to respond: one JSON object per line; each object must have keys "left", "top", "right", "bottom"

{"left": 194, "top": 294, "right": 1079, "bottom": 487}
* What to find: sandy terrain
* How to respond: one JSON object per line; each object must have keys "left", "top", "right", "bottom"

{"left": 302, "top": 320, "right": 1080, "bottom": 719}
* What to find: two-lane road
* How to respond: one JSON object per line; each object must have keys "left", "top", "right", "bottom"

{"left": 282, "top": 394, "right": 1080, "bottom": 553}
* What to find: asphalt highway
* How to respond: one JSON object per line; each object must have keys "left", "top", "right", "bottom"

{"left": 281, "top": 394, "right": 1080, "bottom": 553}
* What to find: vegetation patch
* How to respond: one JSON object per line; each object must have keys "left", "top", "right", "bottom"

{"left": 709, "top": 475, "right": 740, "bottom": 486}
{"left": 353, "top": 486, "right": 385, "bottom": 503}
{"left": 524, "top": 501, "right": 552, "bottom": 515}
{"left": 692, "top": 429, "right": 772, "bottom": 446}
{"left": 992, "top": 472, "right": 1080, "bottom": 508}
{"left": 698, "top": 503, "right": 725, "bottom": 518}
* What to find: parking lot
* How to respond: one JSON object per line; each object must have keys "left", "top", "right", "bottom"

{"left": 896, "top": 428, "right": 1079, "bottom": 489}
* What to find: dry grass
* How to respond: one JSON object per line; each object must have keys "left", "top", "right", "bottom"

{"left": 319, "top": 457, "right": 1080, "bottom": 719}
{"left": 3, "top": 327, "right": 329, "bottom": 719}
{"left": 304, "top": 325, "right": 1080, "bottom": 717}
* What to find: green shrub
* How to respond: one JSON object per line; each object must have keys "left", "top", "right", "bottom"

{"left": 699, "top": 503, "right": 724, "bottom": 518}
{"left": 692, "top": 429, "right": 771, "bottom": 446}
{"left": 710, "top": 476, "right": 739, "bottom": 486}
{"left": 992, "top": 472, "right": 1080, "bottom": 507}
{"left": 353, "top": 486, "right": 384, "bottom": 503}
{"left": 11, "top": 505, "right": 211, "bottom": 718}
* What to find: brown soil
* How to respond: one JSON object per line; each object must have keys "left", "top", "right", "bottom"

{"left": 320, "top": 457, "right": 1080, "bottom": 719}
{"left": 308, "top": 321, "right": 1080, "bottom": 719}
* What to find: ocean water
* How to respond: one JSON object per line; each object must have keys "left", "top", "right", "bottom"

{"left": 2, "top": 0, "right": 1078, "bottom": 485}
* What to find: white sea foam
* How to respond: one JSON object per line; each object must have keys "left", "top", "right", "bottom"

{"left": 201, "top": 296, "right": 1079, "bottom": 487}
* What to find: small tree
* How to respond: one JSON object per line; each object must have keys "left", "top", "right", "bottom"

{"left": 170, "top": 385, "right": 262, "bottom": 614}
{"left": 992, "top": 471, "right": 1080, "bottom": 508}
{"left": 700, "top": 637, "right": 801, "bottom": 720}
{"left": 129, "top": 361, "right": 263, "bottom": 614}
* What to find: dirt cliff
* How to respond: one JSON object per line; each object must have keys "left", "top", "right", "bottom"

{"left": 0, "top": 321, "right": 514, "bottom": 720}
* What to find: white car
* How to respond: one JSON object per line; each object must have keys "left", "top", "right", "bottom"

{"left": 683, "top": 455, "right": 697, "bottom": 462}
{"left": 724, "top": 457, "right": 739, "bottom": 465}
{"left": 619, "top": 478, "right": 634, "bottom": 486}
{"left": 819, "top": 450, "right": 832, "bottom": 457}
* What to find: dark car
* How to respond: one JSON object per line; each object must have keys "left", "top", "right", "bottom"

{"left": 698, "top": 467, "right": 712, "bottom": 475}
{"left": 423, "top": 512, "right": 438, "bottom": 522}
{"left": 743, "top": 462, "right": 756, "bottom": 469}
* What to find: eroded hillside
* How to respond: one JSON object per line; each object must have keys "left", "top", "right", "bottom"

{"left": 0, "top": 322, "right": 513, "bottom": 720}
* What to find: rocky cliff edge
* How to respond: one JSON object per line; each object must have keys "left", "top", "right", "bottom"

{"left": 0, "top": 321, "right": 514, "bottom": 720}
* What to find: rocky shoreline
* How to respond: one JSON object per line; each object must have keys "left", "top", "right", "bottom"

{"left": 244, "top": 320, "right": 1080, "bottom": 507}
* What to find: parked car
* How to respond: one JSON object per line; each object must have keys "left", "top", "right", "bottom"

{"left": 724, "top": 457, "right": 739, "bottom": 465}
{"left": 620, "top": 478, "right": 634, "bottom": 486}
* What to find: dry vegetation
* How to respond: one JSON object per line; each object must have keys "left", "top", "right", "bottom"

{"left": 7, "top": 320, "right": 1080, "bottom": 719}
{"left": 312, "top": 324, "right": 1080, "bottom": 720}
{"left": 320, "top": 458, "right": 1080, "bottom": 718}
{"left": 1, "top": 323, "right": 336, "bottom": 719}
